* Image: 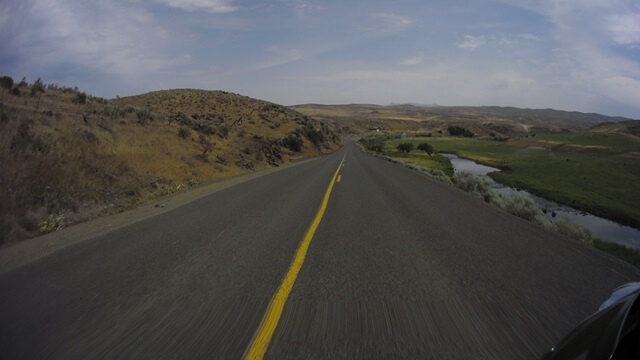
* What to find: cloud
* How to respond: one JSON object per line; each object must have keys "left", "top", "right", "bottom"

{"left": 154, "top": 0, "right": 238, "bottom": 13}
{"left": 236, "top": 44, "right": 332, "bottom": 74}
{"left": 608, "top": 12, "right": 640, "bottom": 46}
{"left": 294, "top": 2, "right": 321, "bottom": 15}
{"left": 516, "top": 33, "right": 542, "bottom": 41}
{"left": 370, "top": 13, "right": 414, "bottom": 32}
{"left": 0, "top": 0, "right": 191, "bottom": 83}
{"left": 495, "top": 0, "right": 640, "bottom": 114}
{"left": 458, "top": 35, "right": 486, "bottom": 49}
{"left": 400, "top": 57, "right": 422, "bottom": 66}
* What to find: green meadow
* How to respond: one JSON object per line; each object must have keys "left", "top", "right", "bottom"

{"left": 385, "top": 133, "right": 640, "bottom": 229}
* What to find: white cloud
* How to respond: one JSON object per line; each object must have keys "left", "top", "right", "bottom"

{"left": 370, "top": 13, "right": 414, "bottom": 32}
{"left": 516, "top": 33, "right": 542, "bottom": 41}
{"left": 154, "top": 0, "right": 238, "bottom": 13}
{"left": 400, "top": 57, "right": 423, "bottom": 66}
{"left": 2, "top": 0, "right": 190, "bottom": 82}
{"left": 294, "top": 2, "right": 321, "bottom": 15}
{"left": 495, "top": 0, "right": 640, "bottom": 114}
{"left": 608, "top": 12, "right": 640, "bottom": 45}
{"left": 458, "top": 35, "right": 486, "bottom": 50}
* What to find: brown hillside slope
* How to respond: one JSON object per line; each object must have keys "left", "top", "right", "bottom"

{"left": 291, "top": 103, "right": 631, "bottom": 138}
{"left": 0, "top": 84, "right": 340, "bottom": 244}
{"left": 589, "top": 120, "right": 640, "bottom": 138}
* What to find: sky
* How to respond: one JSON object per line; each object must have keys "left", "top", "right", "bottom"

{"left": 1, "top": 0, "right": 640, "bottom": 118}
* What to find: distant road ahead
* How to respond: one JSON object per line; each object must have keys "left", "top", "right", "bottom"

{"left": 1, "top": 139, "right": 638, "bottom": 359}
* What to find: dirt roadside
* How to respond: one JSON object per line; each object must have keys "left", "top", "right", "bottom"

{"left": 0, "top": 158, "right": 314, "bottom": 273}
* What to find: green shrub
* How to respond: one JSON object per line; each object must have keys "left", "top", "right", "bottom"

{"left": 502, "top": 195, "right": 548, "bottom": 226}
{"left": 136, "top": 108, "right": 152, "bottom": 124}
{"left": 178, "top": 125, "right": 190, "bottom": 139}
{"left": 199, "top": 134, "right": 214, "bottom": 158}
{"left": 160, "top": 183, "right": 183, "bottom": 196}
{"left": 269, "top": 135, "right": 283, "bottom": 146}
{"left": 73, "top": 92, "right": 87, "bottom": 104}
{"left": 397, "top": 142, "right": 414, "bottom": 153}
{"left": 305, "top": 125, "right": 325, "bottom": 146}
{"left": 552, "top": 215, "right": 593, "bottom": 244}
{"left": 216, "top": 123, "right": 229, "bottom": 138}
{"left": 39, "top": 214, "right": 64, "bottom": 233}
{"left": 405, "top": 163, "right": 453, "bottom": 185}
{"left": 283, "top": 133, "right": 303, "bottom": 152}
{"left": 453, "top": 172, "right": 500, "bottom": 204}
{"left": 417, "top": 143, "right": 434, "bottom": 156}
{"left": 359, "top": 137, "right": 384, "bottom": 152}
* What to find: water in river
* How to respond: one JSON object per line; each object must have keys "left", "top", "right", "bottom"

{"left": 442, "top": 154, "right": 640, "bottom": 249}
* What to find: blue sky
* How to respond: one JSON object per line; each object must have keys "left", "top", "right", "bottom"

{"left": 1, "top": 0, "right": 640, "bottom": 118}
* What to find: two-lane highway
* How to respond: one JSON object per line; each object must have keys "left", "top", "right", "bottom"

{"left": 1, "top": 140, "right": 639, "bottom": 359}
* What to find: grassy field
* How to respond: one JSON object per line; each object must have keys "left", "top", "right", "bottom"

{"left": 384, "top": 134, "right": 640, "bottom": 229}
{"left": 381, "top": 150, "right": 455, "bottom": 177}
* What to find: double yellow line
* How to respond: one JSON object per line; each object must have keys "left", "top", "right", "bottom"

{"left": 244, "top": 155, "right": 345, "bottom": 360}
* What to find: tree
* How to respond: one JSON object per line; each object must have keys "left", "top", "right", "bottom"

{"left": 0, "top": 76, "right": 12, "bottom": 103}
{"left": 0, "top": 76, "right": 13, "bottom": 90}
{"left": 359, "top": 137, "right": 384, "bottom": 152}
{"left": 31, "top": 77, "right": 45, "bottom": 96}
{"left": 447, "top": 126, "right": 474, "bottom": 137}
{"left": 396, "top": 142, "right": 413, "bottom": 153}
{"left": 417, "top": 143, "right": 434, "bottom": 156}
{"left": 72, "top": 92, "right": 87, "bottom": 104}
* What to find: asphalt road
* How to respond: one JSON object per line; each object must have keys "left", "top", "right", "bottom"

{"left": 1, "top": 139, "right": 639, "bottom": 359}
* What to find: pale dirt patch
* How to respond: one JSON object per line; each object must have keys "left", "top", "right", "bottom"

{"left": 509, "top": 139, "right": 558, "bottom": 150}
{"left": 560, "top": 144, "right": 610, "bottom": 152}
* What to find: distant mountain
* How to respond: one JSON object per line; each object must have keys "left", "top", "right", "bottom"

{"left": 388, "top": 102, "right": 442, "bottom": 108}
{"left": 290, "top": 103, "right": 634, "bottom": 137}
{"left": 385, "top": 104, "right": 632, "bottom": 124}
{"left": 428, "top": 106, "right": 632, "bottom": 124}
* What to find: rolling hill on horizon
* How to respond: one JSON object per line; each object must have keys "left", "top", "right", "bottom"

{"left": 291, "top": 103, "right": 636, "bottom": 138}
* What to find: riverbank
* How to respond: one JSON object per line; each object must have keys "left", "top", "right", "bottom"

{"left": 442, "top": 153, "right": 640, "bottom": 250}
{"left": 385, "top": 134, "right": 640, "bottom": 230}
{"left": 358, "top": 135, "right": 640, "bottom": 268}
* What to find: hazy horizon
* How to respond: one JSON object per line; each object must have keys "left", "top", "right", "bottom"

{"left": 1, "top": 0, "right": 640, "bottom": 118}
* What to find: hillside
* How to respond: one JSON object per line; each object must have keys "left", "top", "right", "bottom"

{"left": 291, "top": 103, "right": 633, "bottom": 138}
{"left": 0, "top": 82, "right": 340, "bottom": 244}
{"left": 589, "top": 120, "right": 640, "bottom": 138}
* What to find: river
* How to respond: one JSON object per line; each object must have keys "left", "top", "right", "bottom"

{"left": 442, "top": 154, "right": 640, "bottom": 249}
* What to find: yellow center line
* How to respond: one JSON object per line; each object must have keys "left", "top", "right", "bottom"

{"left": 337, "top": 175, "right": 342, "bottom": 183}
{"left": 244, "top": 154, "right": 346, "bottom": 360}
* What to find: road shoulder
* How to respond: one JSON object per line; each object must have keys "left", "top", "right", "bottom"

{"left": 0, "top": 158, "right": 315, "bottom": 273}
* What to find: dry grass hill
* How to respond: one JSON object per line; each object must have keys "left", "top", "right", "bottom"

{"left": 589, "top": 120, "right": 640, "bottom": 138}
{"left": 0, "top": 79, "right": 340, "bottom": 244}
{"left": 291, "top": 103, "right": 634, "bottom": 138}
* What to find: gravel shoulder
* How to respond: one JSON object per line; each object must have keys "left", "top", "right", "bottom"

{"left": 0, "top": 158, "right": 313, "bottom": 273}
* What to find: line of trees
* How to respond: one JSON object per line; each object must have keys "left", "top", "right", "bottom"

{"left": 397, "top": 142, "right": 435, "bottom": 156}
{"left": 448, "top": 126, "right": 474, "bottom": 137}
